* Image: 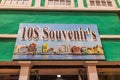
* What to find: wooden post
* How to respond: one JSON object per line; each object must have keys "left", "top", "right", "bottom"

{"left": 85, "top": 61, "right": 99, "bottom": 80}
{"left": 18, "top": 61, "right": 31, "bottom": 80}
{"left": 78, "top": 74, "right": 82, "bottom": 80}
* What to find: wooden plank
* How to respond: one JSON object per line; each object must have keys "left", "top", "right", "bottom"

{"left": 0, "top": 61, "right": 120, "bottom": 66}
{"left": 0, "top": 68, "right": 82, "bottom": 75}
{"left": 0, "top": 69, "right": 19, "bottom": 74}
{"left": 97, "top": 68, "right": 120, "bottom": 72}
{"left": 0, "top": 61, "right": 19, "bottom": 65}
{"left": 0, "top": 68, "right": 84, "bottom": 75}
{"left": 0, "top": 34, "right": 120, "bottom": 39}
{"left": 0, "top": 68, "right": 120, "bottom": 75}
{"left": 32, "top": 61, "right": 85, "bottom": 65}
{"left": 97, "top": 61, "right": 120, "bottom": 65}
{"left": 0, "top": 61, "right": 83, "bottom": 66}
{"left": 31, "top": 68, "right": 81, "bottom": 75}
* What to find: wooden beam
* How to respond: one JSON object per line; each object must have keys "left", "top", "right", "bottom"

{"left": 0, "top": 61, "right": 84, "bottom": 66}
{"left": 0, "top": 61, "right": 19, "bottom": 65}
{"left": 99, "top": 72, "right": 120, "bottom": 75}
{"left": 0, "top": 34, "right": 120, "bottom": 39}
{"left": 32, "top": 61, "right": 85, "bottom": 65}
{"left": 0, "top": 68, "right": 82, "bottom": 75}
{"left": 1, "top": 68, "right": 120, "bottom": 75}
{"left": 31, "top": 68, "right": 82, "bottom": 75}
{"left": 85, "top": 61, "right": 98, "bottom": 65}
{"left": 97, "top": 68, "right": 120, "bottom": 72}
{"left": 0, "top": 61, "right": 120, "bottom": 66}
{"left": 0, "top": 69, "right": 19, "bottom": 74}
{"left": 97, "top": 61, "right": 120, "bottom": 65}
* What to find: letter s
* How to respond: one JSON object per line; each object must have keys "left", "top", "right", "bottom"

{"left": 42, "top": 27, "right": 49, "bottom": 40}
{"left": 33, "top": 27, "right": 40, "bottom": 41}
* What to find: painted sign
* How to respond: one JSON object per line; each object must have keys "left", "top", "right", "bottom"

{"left": 13, "top": 23, "right": 105, "bottom": 60}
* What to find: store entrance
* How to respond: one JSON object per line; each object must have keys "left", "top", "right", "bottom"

{"left": 29, "top": 64, "right": 87, "bottom": 80}
{"left": 30, "top": 75, "right": 80, "bottom": 80}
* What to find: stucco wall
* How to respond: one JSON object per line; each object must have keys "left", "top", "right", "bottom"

{"left": 0, "top": 11, "right": 120, "bottom": 61}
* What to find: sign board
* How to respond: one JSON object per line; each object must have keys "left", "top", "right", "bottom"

{"left": 13, "top": 23, "right": 105, "bottom": 60}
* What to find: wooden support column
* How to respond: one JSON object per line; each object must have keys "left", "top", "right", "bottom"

{"left": 18, "top": 61, "right": 32, "bottom": 80}
{"left": 78, "top": 74, "right": 82, "bottom": 80}
{"left": 85, "top": 61, "right": 98, "bottom": 80}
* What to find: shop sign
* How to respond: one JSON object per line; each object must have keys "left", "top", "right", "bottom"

{"left": 13, "top": 23, "right": 105, "bottom": 60}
